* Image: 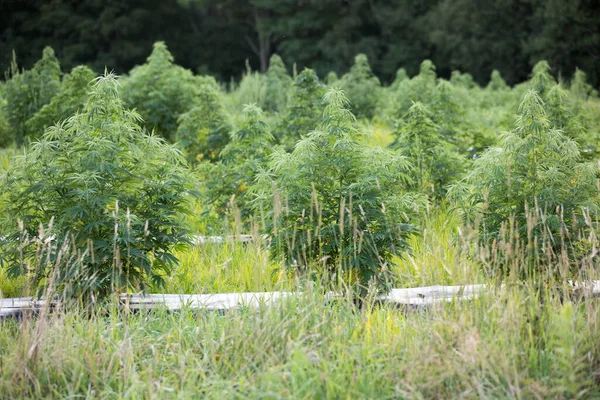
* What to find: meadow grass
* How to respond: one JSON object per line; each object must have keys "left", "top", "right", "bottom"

{"left": 0, "top": 282, "right": 598, "bottom": 399}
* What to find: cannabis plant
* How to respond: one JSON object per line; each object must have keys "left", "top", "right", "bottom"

{"left": 487, "top": 70, "right": 508, "bottom": 91}
{"left": 450, "top": 71, "right": 476, "bottom": 89}
{"left": 339, "top": 54, "right": 381, "bottom": 119}
{"left": 275, "top": 68, "right": 326, "bottom": 151}
{"left": 26, "top": 65, "right": 96, "bottom": 136}
{"left": 389, "top": 68, "right": 408, "bottom": 92}
{"left": 454, "top": 89, "right": 599, "bottom": 280}
{"left": 254, "top": 88, "right": 419, "bottom": 296}
{"left": 385, "top": 60, "right": 438, "bottom": 121}
{"left": 1, "top": 47, "right": 61, "bottom": 145}
{"left": 175, "top": 83, "right": 233, "bottom": 164}
{"left": 232, "top": 60, "right": 267, "bottom": 112}
{"left": 120, "top": 41, "right": 208, "bottom": 141}
{"left": 0, "top": 73, "right": 196, "bottom": 302}
{"left": 200, "top": 104, "right": 275, "bottom": 230}
{"left": 570, "top": 68, "right": 597, "bottom": 100}
{"left": 393, "top": 102, "right": 464, "bottom": 199}
{"left": 264, "top": 54, "right": 293, "bottom": 114}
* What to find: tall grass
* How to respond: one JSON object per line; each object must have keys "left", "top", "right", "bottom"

{"left": 0, "top": 284, "right": 598, "bottom": 398}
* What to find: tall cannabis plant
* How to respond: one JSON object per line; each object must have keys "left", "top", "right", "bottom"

{"left": 26, "top": 65, "right": 96, "bottom": 136}
{"left": 275, "top": 68, "right": 326, "bottom": 151}
{"left": 487, "top": 70, "right": 508, "bottom": 91}
{"left": 455, "top": 89, "right": 599, "bottom": 279}
{"left": 0, "top": 73, "right": 196, "bottom": 302}
{"left": 264, "top": 54, "right": 293, "bottom": 114}
{"left": 1, "top": 47, "right": 62, "bottom": 145}
{"left": 200, "top": 104, "right": 275, "bottom": 230}
{"left": 121, "top": 41, "right": 209, "bottom": 141}
{"left": 339, "top": 54, "right": 381, "bottom": 119}
{"left": 175, "top": 83, "right": 233, "bottom": 164}
{"left": 393, "top": 102, "right": 464, "bottom": 199}
{"left": 570, "top": 68, "right": 597, "bottom": 100}
{"left": 254, "top": 88, "right": 419, "bottom": 296}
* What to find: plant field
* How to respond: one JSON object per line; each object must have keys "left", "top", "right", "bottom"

{"left": 1, "top": 44, "right": 600, "bottom": 398}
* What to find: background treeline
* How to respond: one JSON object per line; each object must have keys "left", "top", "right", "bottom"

{"left": 1, "top": 0, "right": 599, "bottom": 88}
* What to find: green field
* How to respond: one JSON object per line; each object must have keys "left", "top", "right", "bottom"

{"left": 1, "top": 43, "right": 600, "bottom": 398}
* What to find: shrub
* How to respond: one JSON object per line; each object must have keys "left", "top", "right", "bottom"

{"left": 120, "top": 41, "right": 209, "bottom": 141}
{"left": 454, "top": 90, "right": 599, "bottom": 280}
{"left": 1, "top": 47, "right": 62, "bottom": 145}
{"left": 26, "top": 65, "right": 96, "bottom": 136}
{"left": 175, "top": 83, "right": 233, "bottom": 164}
{"left": 339, "top": 54, "right": 381, "bottom": 119}
{"left": 0, "top": 73, "right": 197, "bottom": 302}
{"left": 275, "top": 68, "right": 326, "bottom": 151}
{"left": 254, "top": 88, "right": 419, "bottom": 296}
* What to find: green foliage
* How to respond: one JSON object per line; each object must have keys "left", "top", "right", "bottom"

{"left": 232, "top": 60, "right": 267, "bottom": 111}
{"left": 201, "top": 104, "right": 274, "bottom": 229}
{"left": 1, "top": 47, "right": 62, "bottom": 145}
{"left": 325, "top": 71, "right": 339, "bottom": 86}
{"left": 487, "top": 69, "right": 508, "bottom": 91}
{"left": 0, "top": 73, "right": 196, "bottom": 302}
{"left": 339, "top": 54, "right": 381, "bottom": 119}
{"left": 275, "top": 68, "right": 326, "bottom": 151}
{"left": 264, "top": 54, "right": 293, "bottom": 114}
{"left": 529, "top": 60, "right": 556, "bottom": 97}
{"left": 120, "top": 41, "right": 209, "bottom": 141}
{"left": 455, "top": 90, "right": 599, "bottom": 279}
{"left": 570, "top": 68, "right": 597, "bottom": 100}
{"left": 389, "top": 67, "right": 408, "bottom": 91}
{"left": 450, "top": 71, "right": 476, "bottom": 89}
{"left": 255, "top": 88, "right": 419, "bottom": 295}
{"left": 175, "top": 84, "right": 232, "bottom": 164}
{"left": 25, "top": 66, "right": 96, "bottom": 136}
{"left": 386, "top": 60, "right": 438, "bottom": 120}
{"left": 393, "top": 102, "right": 465, "bottom": 198}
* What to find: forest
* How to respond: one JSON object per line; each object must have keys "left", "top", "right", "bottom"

{"left": 0, "top": 12, "right": 600, "bottom": 399}
{"left": 2, "top": 0, "right": 600, "bottom": 88}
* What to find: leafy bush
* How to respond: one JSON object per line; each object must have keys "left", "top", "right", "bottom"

{"left": 254, "top": 89, "right": 419, "bottom": 296}
{"left": 339, "top": 54, "right": 381, "bottom": 119}
{"left": 264, "top": 54, "right": 293, "bottom": 114}
{"left": 26, "top": 65, "right": 96, "bottom": 136}
{"left": 1, "top": 47, "right": 61, "bottom": 145}
{"left": 275, "top": 68, "right": 326, "bottom": 151}
{"left": 120, "top": 41, "right": 209, "bottom": 141}
{"left": 0, "top": 73, "right": 197, "bottom": 302}
{"left": 175, "top": 83, "right": 233, "bottom": 164}
{"left": 453, "top": 89, "right": 599, "bottom": 279}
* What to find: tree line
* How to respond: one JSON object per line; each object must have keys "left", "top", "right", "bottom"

{"left": 1, "top": 0, "right": 599, "bottom": 88}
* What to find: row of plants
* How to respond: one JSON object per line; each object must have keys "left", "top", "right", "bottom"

{"left": 1, "top": 42, "right": 599, "bottom": 303}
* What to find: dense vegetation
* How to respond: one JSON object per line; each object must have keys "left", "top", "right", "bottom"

{"left": 0, "top": 41, "right": 600, "bottom": 398}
